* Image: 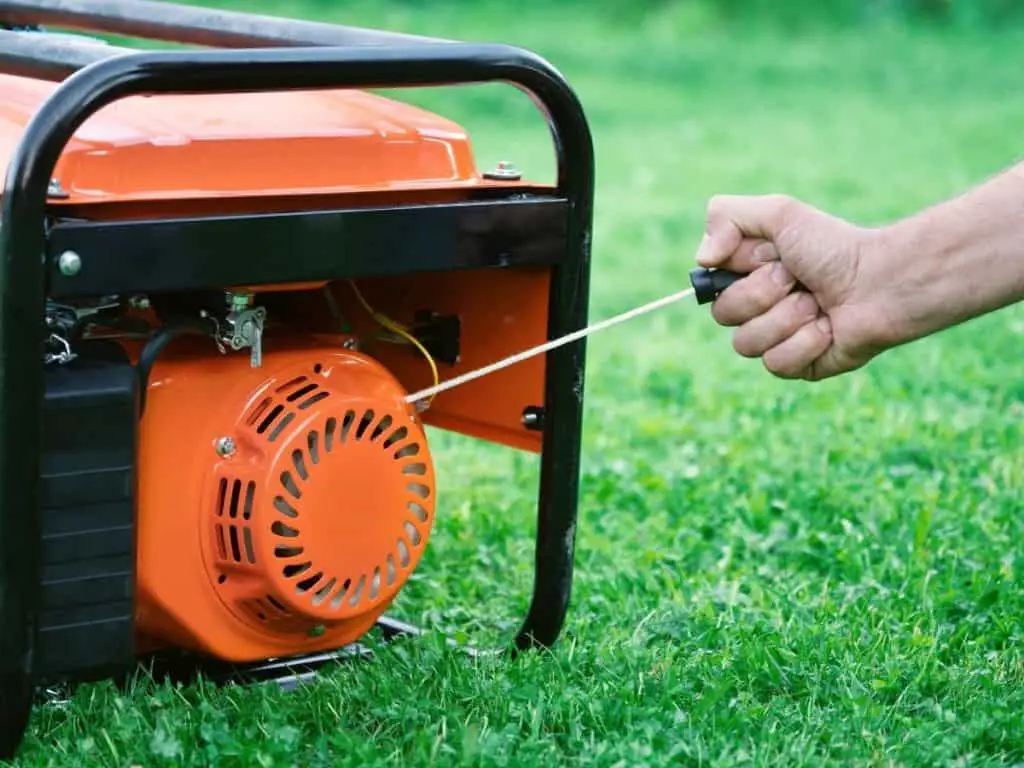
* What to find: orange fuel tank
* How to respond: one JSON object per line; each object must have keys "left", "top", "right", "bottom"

{"left": 0, "top": 71, "right": 485, "bottom": 208}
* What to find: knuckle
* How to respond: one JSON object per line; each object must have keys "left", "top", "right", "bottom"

{"left": 749, "top": 273, "right": 786, "bottom": 310}
{"left": 707, "top": 193, "right": 732, "bottom": 212}
{"left": 767, "top": 192, "right": 795, "bottom": 209}
{"left": 768, "top": 193, "right": 803, "bottom": 233}
{"left": 705, "top": 194, "right": 729, "bottom": 225}
{"left": 713, "top": 274, "right": 782, "bottom": 326}
{"left": 791, "top": 291, "right": 819, "bottom": 323}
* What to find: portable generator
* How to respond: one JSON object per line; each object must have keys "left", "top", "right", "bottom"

{"left": 0, "top": 0, "right": 594, "bottom": 757}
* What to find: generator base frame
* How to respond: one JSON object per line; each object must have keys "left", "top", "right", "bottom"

{"left": 0, "top": 1, "right": 594, "bottom": 759}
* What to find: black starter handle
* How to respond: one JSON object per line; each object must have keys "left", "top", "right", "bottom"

{"left": 689, "top": 267, "right": 744, "bottom": 304}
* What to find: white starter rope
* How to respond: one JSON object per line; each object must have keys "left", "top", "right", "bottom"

{"left": 403, "top": 285, "right": 697, "bottom": 405}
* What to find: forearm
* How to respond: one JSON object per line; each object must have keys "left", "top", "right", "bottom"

{"left": 869, "top": 161, "right": 1024, "bottom": 346}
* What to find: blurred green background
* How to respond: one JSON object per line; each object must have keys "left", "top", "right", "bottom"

{"left": 17, "top": 0, "right": 1024, "bottom": 765}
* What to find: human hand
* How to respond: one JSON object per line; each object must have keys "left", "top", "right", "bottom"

{"left": 696, "top": 194, "right": 896, "bottom": 381}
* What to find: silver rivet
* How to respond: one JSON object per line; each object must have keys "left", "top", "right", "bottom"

{"left": 342, "top": 337, "right": 358, "bottom": 350}
{"left": 483, "top": 160, "right": 522, "bottom": 181}
{"left": 47, "top": 178, "right": 69, "bottom": 199}
{"left": 57, "top": 250, "right": 81, "bottom": 276}
{"left": 215, "top": 436, "right": 236, "bottom": 457}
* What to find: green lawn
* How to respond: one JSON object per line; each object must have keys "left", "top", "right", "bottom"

{"left": 16, "top": 3, "right": 1024, "bottom": 765}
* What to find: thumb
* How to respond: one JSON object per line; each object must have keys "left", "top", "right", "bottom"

{"left": 695, "top": 194, "right": 795, "bottom": 268}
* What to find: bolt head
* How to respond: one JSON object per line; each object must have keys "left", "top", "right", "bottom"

{"left": 215, "top": 436, "right": 236, "bottom": 457}
{"left": 57, "top": 250, "right": 81, "bottom": 276}
{"left": 483, "top": 160, "right": 522, "bottom": 181}
{"left": 521, "top": 406, "right": 544, "bottom": 430}
{"left": 47, "top": 178, "right": 69, "bottom": 199}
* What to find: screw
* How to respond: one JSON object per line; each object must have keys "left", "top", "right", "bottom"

{"left": 342, "top": 337, "right": 359, "bottom": 350}
{"left": 215, "top": 436, "right": 236, "bottom": 457}
{"left": 47, "top": 178, "right": 69, "bottom": 199}
{"left": 483, "top": 160, "right": 522, "bottom": 181}
{"left": 57, "top": 250, "right": 81, "bottom": 276}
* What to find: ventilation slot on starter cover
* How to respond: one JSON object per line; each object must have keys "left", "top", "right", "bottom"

{"left": 214, "top": 477, "right": 257, "bottom": 565}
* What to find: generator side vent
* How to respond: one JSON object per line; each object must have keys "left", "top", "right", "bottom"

{"left": 240, "top": 594, "right": 307, "bottom": 632}
{"left": 213, "top": 476, "right": 257, "bottom": 565}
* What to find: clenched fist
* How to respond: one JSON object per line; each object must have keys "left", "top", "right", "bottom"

{"left": 695, "top": 194, "right": 891, "bottom": 380}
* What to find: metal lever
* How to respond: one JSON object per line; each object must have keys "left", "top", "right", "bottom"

{"left": 251, "top": 319, "right": 263, "bottom": 368}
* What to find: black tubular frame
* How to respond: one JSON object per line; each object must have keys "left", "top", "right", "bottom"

{"left": 0, "top": 28, "right": 119, "bottom": 79}
{"left": 0, "top": 34, "right": 594, "bottom": 760}
{"left": 0, "top": 0, "right": 452, "bottom": 47}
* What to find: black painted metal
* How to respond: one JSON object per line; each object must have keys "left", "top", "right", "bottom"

{"left": 38, "top": 339, "right": 137, "bottom": 685}
{"left": 0, "top": 41, "right": 592, "bottom": 758}
{"left": 47, "top": 196, "right": 570, "bottom": 298}
{"left": 0, "top": 27, "right": 124, "bottom": 80}
{"left": 513, "top": 91, "right": 593, "bottom": 651}
{"left": 0, "top": 0, "right": 449, "bottom": 48}
{"left": 140, "top": 644, "right": 372, "bottom": 690}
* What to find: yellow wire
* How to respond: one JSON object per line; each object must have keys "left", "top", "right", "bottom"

{"left": 346, "top": 279, "right": 440, "bottom": 406}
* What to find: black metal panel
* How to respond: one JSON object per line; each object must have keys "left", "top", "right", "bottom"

{"left": 0, "top": 27, "right": 123, "bottom": 80}
{"left": 36, "top": 340, "right": 136, "bottom": 684}
{"left": 46, "top": 196, "right": 569, "bottom": 298}
{"left": 0, "top": 0, "right": 448, "bottom": 49}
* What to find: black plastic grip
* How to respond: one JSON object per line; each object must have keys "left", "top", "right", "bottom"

{"left": 689, "top": 267, "right": 744, "bottom": 304}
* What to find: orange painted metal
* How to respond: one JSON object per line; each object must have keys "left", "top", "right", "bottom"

{"left": 324, "top": 268, "right": 550, "bottom": 454}
{"left": 0, "top": 73, "right": 489, "bottom": 205}
{"left": 132, "top": 338, "right": 435, "bottom": 661}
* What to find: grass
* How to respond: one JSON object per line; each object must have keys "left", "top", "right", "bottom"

{"left": 15, "top": 2, "right": 1024, "bottom": 765}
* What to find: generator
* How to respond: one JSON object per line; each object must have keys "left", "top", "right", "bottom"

{"left": 0, "top": 0, "right": 594, "bottom": 758}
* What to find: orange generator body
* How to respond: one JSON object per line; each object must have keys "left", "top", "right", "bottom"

{"left": 0, "top": 0, "right": 594, "bottom": 760}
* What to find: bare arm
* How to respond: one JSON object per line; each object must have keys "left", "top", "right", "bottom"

{"left": 868, "top": 162, "right": 1024, "bottom": 349}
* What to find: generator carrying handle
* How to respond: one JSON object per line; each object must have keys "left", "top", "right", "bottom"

{"left": 0, "top": 42, "right": 594, "bottom": 757}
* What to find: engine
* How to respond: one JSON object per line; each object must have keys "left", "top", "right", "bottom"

{"left": 43, "top": 291, "right": 436, "bottom": 664}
